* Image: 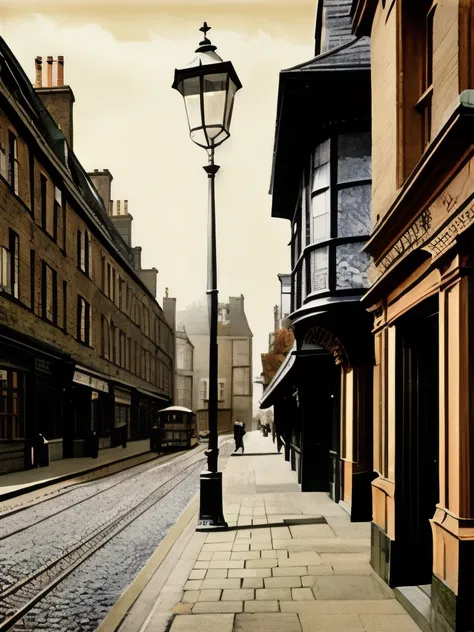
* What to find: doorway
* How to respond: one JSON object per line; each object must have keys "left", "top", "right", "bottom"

{"left": 394, "top": 298, "right": 439, "bottom": 586}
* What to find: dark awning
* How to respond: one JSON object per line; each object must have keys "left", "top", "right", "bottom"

{"left": 259, "top": 344, "right": 297, "bottom": 410}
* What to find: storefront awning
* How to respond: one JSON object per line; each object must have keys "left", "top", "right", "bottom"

{"left": 73, "top": 369, "right": 109, "bottom": 393}
{"left": 137, "top": 388, "right": 170, "bottom": 402}
{"left": 259, "top": 344, "right": 297, "bottom": 410}
{"left": 115, "top": 388, "right": 132, "bottom": 406}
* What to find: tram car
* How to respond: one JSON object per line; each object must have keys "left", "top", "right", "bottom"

{"left": 157, "top": 406, "right": 198, "bottom": 451}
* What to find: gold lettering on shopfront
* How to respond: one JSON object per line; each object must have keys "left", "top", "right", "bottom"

{"left": 424, "top": 201, "right": 474, "bottom": 258}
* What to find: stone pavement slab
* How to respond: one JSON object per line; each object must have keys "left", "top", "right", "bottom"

{"left": 234, "top": 613, "right": 302, "bottom": 632}
{"left": 110, "top": 431, "right": 422, "bottom": 632}
{"left": 169, "top": 614, "right": 234, "bottom": 631}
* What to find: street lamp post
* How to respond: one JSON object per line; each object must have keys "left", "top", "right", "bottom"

{"left": 172, "top": 23, "right": 242, "bottom": 529}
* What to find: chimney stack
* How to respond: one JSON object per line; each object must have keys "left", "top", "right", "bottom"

{"left": 34, "top": 55, "right": 75, "bottom": 148}
{"left": 46, "top": 56, "right": 53, "bottom": 87}
{"left": 88, "top": 169, "right": 113, "bottom": 213}
{"left": 106, "top": 199, "right": 133, "bottom": 247}
{"left": 35, "top": 56, "right": 42, "bottom": 88}
{"left": 57, "top": 56, "right": 64, "bottom": 86}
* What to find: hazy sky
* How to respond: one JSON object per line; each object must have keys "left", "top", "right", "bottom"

{"left": 0, "top": 1, "right": 315, "bottom": 411}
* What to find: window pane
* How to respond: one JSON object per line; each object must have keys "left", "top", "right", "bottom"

{"left": 312, "top": 162, "right": 330, "bottom": 193}
{"left": 313, "top": 139, "right": 330, "bottom": 169}
{"left": 337, "top": 184, "right": 372, "bottom": 238}
{"left": 311, "top": 190, "right": 330, "bottom": 242}
{"left": 338, "top": 133, "right": 371, "bottom": 183}
{"left": 310, "top": 247, "right": 329, "bottom": 293}
{"left": 336, "top": 242, "right": 370, "bottom": 290}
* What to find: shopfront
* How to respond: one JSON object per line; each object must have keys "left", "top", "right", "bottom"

{"left": 0, "top": 327, "right": 75, "bottom": 473}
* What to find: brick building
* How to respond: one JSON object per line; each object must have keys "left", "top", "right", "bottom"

{"left": 0, "top": 40, "right": 174, "bottom": 474}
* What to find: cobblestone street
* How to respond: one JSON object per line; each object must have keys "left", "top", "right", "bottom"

{"left": 0, "top": 441, "right": 234, "bottom": 631}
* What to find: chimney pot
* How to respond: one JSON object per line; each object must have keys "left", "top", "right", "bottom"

{"left": 57, "top": 56, "right": 64, "bottom": 86}
{"left": 109, "top": 200, "right": 113, "bottom": 216}
{"left": 34, "top": 56, "right": 43, "bottom": 88}
{"left": 47, "top": 56, "right": 53, "bottom": 87}
{"left": 124, "top": 200, "right": 129, "bottom": 214}
{"left": 117, "top": 200, "right": 121, "bottom": 216}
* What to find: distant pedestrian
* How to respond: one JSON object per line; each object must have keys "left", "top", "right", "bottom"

{"left": 233, "top": 420, "right": 246, "bottom": 454}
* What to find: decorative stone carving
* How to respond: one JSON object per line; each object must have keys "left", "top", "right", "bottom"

{"left": 303, "top": 325, "right": 349, "bottom": 366}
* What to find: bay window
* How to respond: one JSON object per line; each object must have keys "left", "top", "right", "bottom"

{"left": 291, "top": 132, "right": 372, "bottom": 308}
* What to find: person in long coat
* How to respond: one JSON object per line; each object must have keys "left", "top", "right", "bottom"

{"left": 233, "top": 420, "right": 245, "bottom": 454}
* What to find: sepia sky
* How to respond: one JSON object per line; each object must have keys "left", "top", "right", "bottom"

{"left": 0, "top": 1, "right": 315, "bottom": 411}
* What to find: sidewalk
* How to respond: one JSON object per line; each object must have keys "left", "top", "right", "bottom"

{"left": 101, "top": 431, "right": 422, "bottom": 632}
{"left": 0, "top": 439, "right": 154, "bottom": 503}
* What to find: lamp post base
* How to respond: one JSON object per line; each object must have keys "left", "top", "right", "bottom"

{"left": 196, "top": 471, "right": 228, "bottom": 530}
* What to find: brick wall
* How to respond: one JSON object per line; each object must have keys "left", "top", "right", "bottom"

{"left": 0, "top": 106, "right": 174, "bottom": 398}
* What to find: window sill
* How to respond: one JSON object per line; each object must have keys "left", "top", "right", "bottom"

{"left": 77, "top": 266, "right": 92, "bottom": 281}
{"left": 0, "top": 173, "right": 32, "bottom": 214}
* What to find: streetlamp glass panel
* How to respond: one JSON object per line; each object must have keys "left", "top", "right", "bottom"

{"left": 202, "top": 73, "right": 228, "bottom": 141}
{"left": 181, "top": 76, "right": 203, "bottom": 135}
{"left": 225, "top": 78, "right": 237, "bottom": 129}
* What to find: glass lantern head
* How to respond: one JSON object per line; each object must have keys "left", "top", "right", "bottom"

{"left": 172, "top": 23, "right": 242, "bottom": 150}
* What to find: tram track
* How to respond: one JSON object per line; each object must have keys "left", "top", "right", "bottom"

{"left": 0, "top": 457, "right": 206, "bottom": 631}
{"left": 0, "top": 446, "right": 202, "bottom": 520}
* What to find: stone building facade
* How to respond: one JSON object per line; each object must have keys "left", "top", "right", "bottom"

{"left": 177, "top": 296, "right": 253, "bottom": 434}
{"left": 0, "top": 42, "right": 173, "bottom": 474}
{"left": 351, "top": 1, "right": 474, "bottom": 630}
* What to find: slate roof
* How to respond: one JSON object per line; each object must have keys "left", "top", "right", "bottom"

{"left": 322, "top": 0, "right": 357, "bottom": 52}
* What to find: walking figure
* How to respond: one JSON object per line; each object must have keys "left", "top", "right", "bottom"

{"left": 233, "top": 420, "right": 246, "bottom": 454}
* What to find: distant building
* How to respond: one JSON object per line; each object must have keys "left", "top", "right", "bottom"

{"left": 175, "top": 326, "right": 194, "bottom": 410}
{"left": 178, "top": 296, "right": 253, "bottom": 434}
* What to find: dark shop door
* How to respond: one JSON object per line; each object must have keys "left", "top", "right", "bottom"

{"left": 395, "top": 300, "right": 439, "bottom": 587}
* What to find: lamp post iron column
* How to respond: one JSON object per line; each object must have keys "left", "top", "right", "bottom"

{"left": 172, "top": 23, "right": 242, "bottom": 529}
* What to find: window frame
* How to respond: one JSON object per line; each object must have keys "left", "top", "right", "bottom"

{"left": 77, "top": 295, "right": 91, "bottom": 345}
{"left": 7, "top": 130, "right": 19, "bottom": 196}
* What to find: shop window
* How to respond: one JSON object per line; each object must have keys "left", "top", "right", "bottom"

{"left": 77, "top": 295, "right": 91, "bottom": 345}
{"left": 7, "top": 130, "right": 19, "bottom": 196}
{"left": 114, "top": 404, "right": 130, "bottom": 432}
{"left": 41, "top": 262, "right": 57, "bottom": 324}
{"left": 0, "top": 369, "right": 23, "bottom": 440}
{"left": 77, "top": 230, "right": 91, "bottom": 276}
